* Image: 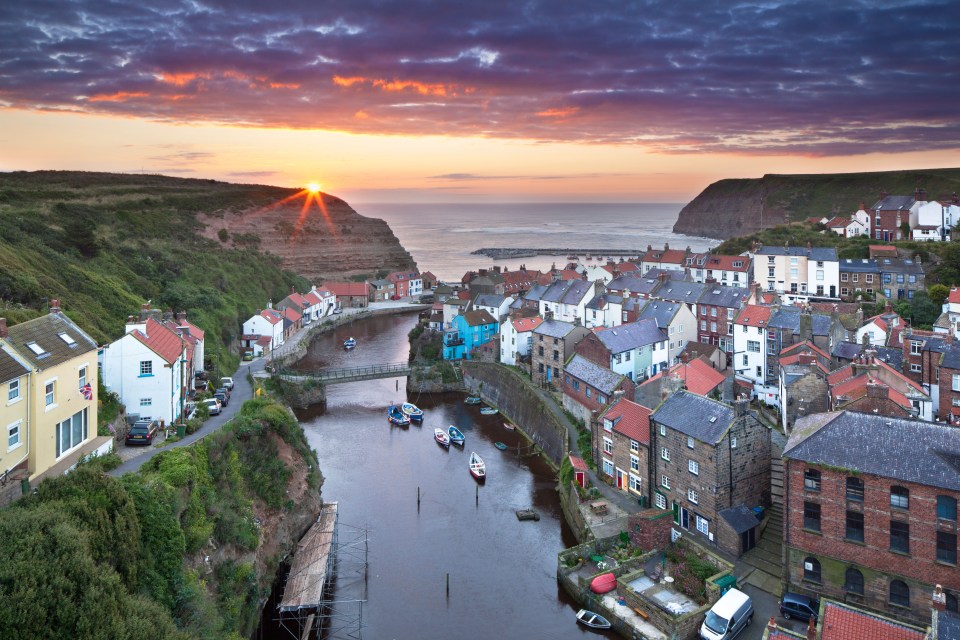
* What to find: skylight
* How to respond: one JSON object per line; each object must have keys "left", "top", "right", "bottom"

{"left": 26, "top": 342, "right": 46, "bottom": 356}
{"left": 58, "top": 332, "right": 76, "bottom": 346}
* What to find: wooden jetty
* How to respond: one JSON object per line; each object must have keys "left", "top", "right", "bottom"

{"left": 279, "top": 502, "right": 338, "bottom": 614}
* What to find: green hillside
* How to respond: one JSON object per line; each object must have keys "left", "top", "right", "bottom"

{"left": 0, "top": 171, "right": 312, "bottom": 372}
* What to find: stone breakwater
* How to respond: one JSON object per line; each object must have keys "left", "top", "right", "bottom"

{"left": 472, "top": 247, "right": 641, "bottom": 260}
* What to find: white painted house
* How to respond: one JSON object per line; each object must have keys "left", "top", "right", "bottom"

{"left": 910, "top": 200, "right": 960, "bottom": 242}
{"left": 499, "top": 316, "right": 543, "bottom": 365}
{"left": 732, "top": 304, "right": 774, "bottom": 398}
{"left": 242, "top": 308, "right": 284, "bottom": 350}
{"left": 101, "top": 317, "right": 187, "bottom": 425}
{"left": 538, "top": 280, "right": 595, "bottom": 325}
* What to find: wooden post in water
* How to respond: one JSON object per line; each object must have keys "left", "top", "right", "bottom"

{"left": 475, "top": 483, "right": 479, "bottom": 507}
{"left": 417, "top": 486, "right": 420, "bottom": 512}
{"left": 446, "top": 573, "right": 450, "bottom": 597}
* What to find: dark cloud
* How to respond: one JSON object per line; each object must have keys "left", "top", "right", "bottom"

{"left": 1, "top": 1, "right": 958, "bottom": 155}
{"left": 228, "top": 170, "right": 279, "bottom": 178}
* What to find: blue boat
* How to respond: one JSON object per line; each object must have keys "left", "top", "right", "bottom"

{"left": 494, "top": 441, "right": 508, "bottom": 450}
{"left": 448, "top": 425, "right": 465, "bottom": 446}
{"left": 401, "top": 402, "right": 424, "bottom": 422}
{"left": 388, "top": 405, "right": 410, "bottom": 426}
{"left": 343, "top": 337, "right": 357, "bottom": 349}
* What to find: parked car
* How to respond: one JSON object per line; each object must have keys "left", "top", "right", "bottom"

{"left": 221, "top": 376, "right": 234, "bottom": 390}
{"left": 216, "top": 386, "right": 231, "bottom": 400}
{"left": 779, "top": 592, "right": 820, "bottom": 623}
{"left": 700, "top": 588, "right": 753, "bottom": 640}
{"left": 125, "top": 419, "right": 159, "bottom": 446}
{"left": 242, "top": 352, "right": 254, "bottom": 361}
{"left": 213, "top": 391, "right": 228, "bottom": 408}
{"left": 203, "top": 398, "right": 221, "bottom": 416}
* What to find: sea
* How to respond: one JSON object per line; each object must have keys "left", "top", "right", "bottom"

{"left": 354, "top": 202, "right": 719, "bottom": 282}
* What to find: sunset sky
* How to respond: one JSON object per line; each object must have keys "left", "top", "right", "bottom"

{"left": 1, "top": 1, "right": 958, "bottom": 203}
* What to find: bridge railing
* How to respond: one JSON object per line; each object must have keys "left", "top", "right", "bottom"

{"left": 276, "top": 361, "right": 413, "bottom": 380}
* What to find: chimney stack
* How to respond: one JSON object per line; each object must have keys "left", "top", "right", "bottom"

{"left": 866, "top": 381, "right": 889, "bottom": 400}
{"left": 176, "top": 311, "right": 186, "bottom": 323}
{"left": 50, "top": 299, "right": 61, "bottom": 314}
{"left": 806, "top": 616, "right": 817, "bottom": 640}
{"left": 933, "top": 584, "right": 947, "bottom": 611}
{"left": 734, "top": 394, "right": 749, "bottom": 418}
{"left": 0, "top": 318, "right": 7, "bottom": 338}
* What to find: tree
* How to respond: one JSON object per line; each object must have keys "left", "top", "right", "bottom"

{"left": 930, "top": 283, "right": 950, "bottom": 308}
{"left": 910, "top": 289, "right": 940, "bottom": 328}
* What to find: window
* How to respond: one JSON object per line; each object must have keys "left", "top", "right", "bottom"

{"left": 603, "top": 438, "right": 613, "bottom": 455}
{"left": 629, "top": 474, "right": 642, "bottom": 492}
{"left": 661, "top": 447, "right": 670, "bottom": 461}
{"left": 841, "top": 272, "right": 849, "bottom": 282}
{"left": 572, "top": 380, "right": 580, "bottom": 391}
{"left": 688, "top": 460, "right": 699, "bottom": 475}
{"left": 844, "top": 567, "right": 864, "bottom": 595}
{"left": 954, "top": 374, "right": 960, "bottom": 392}
{"left": 910, "top": 363, "right": 921, "bottom": 373}
{"left": 890, "top": 520, "right": 910, "bottom": 554}
{"left": 731, "top": 436, "right": 737, "bottom": 449}
{"left": 655, "top": 492, "right": 667, "bottom": 510}
{"left": 45, "top": 381, "right": 55, "bottom": 407}
{"left": 661, "top": 475, "right": 671, "bottom": 489}
{"left": 852, "top": 273, "right": 859, "bottom": 283}
{"left": 846, "top": 511, "right": 864, "bottom": 543}
{"left": 890, "top": 486, "right": 909, "bottom": 509}
{"left": 910, "top": 341, "right": 922, "bottom": 355}
{"left": 597, "top": 394, "right": 605, "bottom": 404}
{"left": 890, "top": 580, "right": 910, "bottom": 608}
{"left": 688, "top": 489, "right": 698, "bottom": 504}
{"left": 846, "top": 477, "right": 864, "bottom": 502}
{"left": 585, "top": 387, "right": 592, "bottom": 398}
{"left": 630, "top": 440, "right": 640, "bottom": 453}
{"left": 701, "top": 320, "right": 707, "bottom": 331}
{"left": 7, "top": 420, "right": 22, "bottom": 451}
{"left": 938, "top": 531, "right": 957, "bottom": 565}
{"left": 55, "top": 409, "right": 88, "bottom": 458}
{"left": 804, "top": 469, "right": 821, "bottom": 491}
{"left": 7, "top": 379, "right": 19, "bottom": 402}
{"left": 140, "top": 360, "right": 153, "bottom": 376}
{"left": 710, "top": 321, "right": 717, "bottom": 333}
{"left": 630, "top": 455, "right": 640, "bottom": 472}
{"left": 687, "top": 436, "right": 694, "bottom": 449}
{"left": 803, "top": 557, "right": 821, "bottom": 583}
{"left": 659, "top": 424, "right": 666, "bottom": 436}
{"left": 602, "top": 459, "right": 614, "bottom": 476}
{"left": 866, "top": 274, "right": 874, "bottom": 283}
{"left": 841, "top": 287, "right": 849, "bottom": 296}
{"left": 139, "top": 398, "right": 152, "bottom": 407}
{"left": 742, "top": 354, "right": 748, "bottom": 367}
{"left": 696, "top": 515, "right": 709, "bottom": 535}
{"left": 804, "top": 501, "right": 821, "bottom": 532}
{"left": 939, "top": 496, "right": 958, "bottom": 522}
{"left": 78, "top": 366, "right": 87, "bottom": 389}
{"left": 747, "top": 340, "right": 761, "bottom": 353}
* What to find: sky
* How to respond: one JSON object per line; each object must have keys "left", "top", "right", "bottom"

{"left": 1, "top": 0, "right": 958, "bottom": 203}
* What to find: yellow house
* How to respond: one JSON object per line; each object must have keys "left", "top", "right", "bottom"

{"left": 2, "top": 301, "right": 111, "bottom": 489}
{"left": 0, "top": 330, "right": 32, "bottom": 506}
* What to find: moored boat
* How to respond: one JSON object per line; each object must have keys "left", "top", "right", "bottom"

{"left": 494, "top": 441, "right": 508, "bottom": 450}
{"left": 464, "top": 396, "right": 482, "bottom": 405}
{"left": 479, "top": 406, "right": 498, "bottom": 415}
{"left": 576, "top": 609, "right": 611, "bottom": 629}
{"left": 448, "top": 425, "right": 465, "bottom": 446}
{"left": 343, "top": 337, "right": 357, "bottom": 349}
{"left": 434, "top": 428, "right": 450, "bottom": 448}
{"left": 503, "top": 421, "right": 515, "bottom": 431}
{"left": 469, "top": 452, "right": 486, "bottom": 481}
{"left": 401, "top": 402, "right": 424, "bottom": 422}
{"left": 589, "top": 572, "right": 617, "bottom": 594}
{"left": 387, "top": 405, "right": 410, "bottom": 426}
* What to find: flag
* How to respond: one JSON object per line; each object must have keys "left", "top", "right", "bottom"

{"left": 80, "top": 383, "right": 93, "bottom": 401}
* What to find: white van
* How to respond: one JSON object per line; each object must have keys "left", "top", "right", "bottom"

{"left": 700, "top": 588, "right": 753, "bottom": 640}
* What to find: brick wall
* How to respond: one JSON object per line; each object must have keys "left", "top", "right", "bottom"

{"left": 626, "top": 509, "right": 673, "bottom": 550}
{"left": 531, "top": 332, "right": 564, "bottom": 389}
{"left": 783, "top": 368, "right": 829, "bottom": 431}
{"left": 784, "top": 459, "right": 960, "bottom": 623}
{"left": 575, "top": 332, "right": 612, "bottom": 368}
{"left": 939, "top": 365, "right": 960, "bottom": 424}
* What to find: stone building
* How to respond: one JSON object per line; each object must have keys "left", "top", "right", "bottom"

{"left": 783, "top": 411, "right": 960, "bottom": 624}
{"left": 595, "top": 397, "right": 652, "bottom": 501}
{"left": 649, "top": 392, "right": 771, "bottom": 557}
{"left": 530, "top": 319, "right": 589, "bottom": 389}
{"left": 562, "top": 355, "right": 635, "bottom": 426}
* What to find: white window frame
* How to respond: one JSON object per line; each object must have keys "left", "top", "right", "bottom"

{"left": 696, "top": 515, "right": 710, "bottom": 536}
{"left": 688, "top": 489, "right": 698, "bottom": 504}
{"left": 659, "top": 424, "right": 666, "bottom": 436}
{"left": 44, "top": 378, "right": 57, "bottom": 409}
{"left": 687, "top": 436, "right": 694, "bottom": 449}
{"left": 689, "top": 459, "right": 700, "bottom": 475}
{"left": 7, "top": 379, "right": 20, "bottom": 403}
{"left": 731, "top": 436, "right": 738, "bottom": 449}
{"left": 630, "top": 455, "right": 640, "bottom": 472}
{"left": 661, "top": 475, "right": 671, "bottom": 489}
{"left": 661, "top": 447, "right": 670, "bottom": 461}
{"left": 630, "top": 440, "right": 639, "bottom": 453}
{"left": 655, "top": 492, "right": 667, "bottom": 510}
{"left": 7, "top": 420, "right": 22, "bottom": 452}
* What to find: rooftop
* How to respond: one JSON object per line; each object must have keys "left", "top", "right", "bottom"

{"left": 651, "top": 390, "right": 735, "bottom": 444}
{"left": 565, "top": 354, "right": 627, "bottom": 394}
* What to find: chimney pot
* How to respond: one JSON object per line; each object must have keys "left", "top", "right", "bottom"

{"left": 141, "top": 302, "right": 150, "bottom": 311}
{"left": 50, "top": 299, "right": 61, "bottom": 314}
{"left": 806, "top": 616, "right": 817, "bottom": 640}
{"left": 767, "top": 616, "right": 777, "bottom": 631}
{"left": 934, "top": 584, "right": 947, "bottom": 611}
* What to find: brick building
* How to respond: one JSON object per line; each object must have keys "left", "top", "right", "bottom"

{"left": 562, "top": 354, "right": 635, "bottom": 426}
{"left": 871, "top": 194, "right": 917, "bottom": 242}
{"left": 878, "top": 257, "right": 925, "bottom": 301}
{"left": 649, "top": 392, "right": 771, "bottom": 556}
{"left": 697, "top": 285, "right": 751, "bottom": 358}
{"left": 530, "top": 320, "right": 589, "bottom": 389}
{"left": 595, "top": 398, "right": 651, "bottom": 499}
{"left": 939, "top": 346, "right": 960, "bottom": 425}
{"left": 783, "top": 411, "right": 960, "bottom": 624}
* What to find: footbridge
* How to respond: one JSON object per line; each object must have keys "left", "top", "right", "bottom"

{"left": 275, "top": 361, "right": 414, "bottom": 385}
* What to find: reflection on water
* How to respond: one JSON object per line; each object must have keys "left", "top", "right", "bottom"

{"left": 284, "top": 313, "right": 596, "bottom": 639}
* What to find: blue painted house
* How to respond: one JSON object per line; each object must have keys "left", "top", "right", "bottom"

{"left": 443, "top": 310, "right": 499, "bottom": 360}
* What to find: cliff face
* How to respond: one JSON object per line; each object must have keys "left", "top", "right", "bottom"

{"left": 199, "top": 191, "right": 415, "bottom": 281}
{"left": 673, "top": 168, "right": 960, "bottom": 240}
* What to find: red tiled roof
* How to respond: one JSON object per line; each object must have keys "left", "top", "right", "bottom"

{"left": 325, "top": 282, "right": 370, "bottom": 297}
{"left": 569, "top": 455, "right": 588, "bottom": 471}
{"left": 602, "top": 398, "right": 651, "bottom": 445}
{"left": 285, "top": 292, "right": 308, "bottom": 307}
{"left": 601, "top": 262, "right": 640, "bottom": 275}
{"left": 819, "top": 601, "right": 925, "bottom": 640}
{"left": 282, "top": 306, "right": 302, "bottom": 322}
{"left": 702, "top": 254, "right": 750, "bottom": 271}
{"left": 303, "top": 290, "right": 323, "bottom": 305}
{"left": 256, "top": 335, "right": 272, "bottom": 347}
{"left": 826, "top": 216, "right": 850, "bottom": 227}
{"left": 780, "top": 340, "right": 830, "bottom": 360}
{"left": 260, "top": 309, "right": 282, "bottom": 325}
{"left": 129, "top": 318, "right": 183, "bottom": 365}
{"left": 654, "top": 249, "right": 687, "bottom": 265}
{"left": 642, "top": 358, "right": 725, "bottom": 397}
{"left": 512, "top": 317, "right": 544, "bottom": 333}
{"left": 736, "top": 304, "right": 773, "bottom": 327}
{"left": 949, "top": 287, "right": 960, "bottom": 304}
{"left": 779, "top": 354, "right": 829, "bottom": 374}
{"left": 178, "top": 319, "right": 205, "bottom": 340}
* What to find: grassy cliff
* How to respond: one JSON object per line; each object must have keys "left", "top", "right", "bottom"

{"left": 673, "top": 168, "right": 960, "bottom": 240}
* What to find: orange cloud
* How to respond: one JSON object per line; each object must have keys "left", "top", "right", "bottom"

{"left": 158, "top": 72, "right": 207, "bottom": 86}
{"left": 87, "top": 91, "right": 149, "bottom": 102}
{"left": 268, "top": 82, "right": 301, "bottom": 89}
{"left": 536, "top": 107, "right": 580, "bottom": 118}
{"left": 333, "top": 75, "right": 366, "bottom": 87}
{"left": 373, "top": 79, "right": 451, "bottom": 96}
{"left": 354, "top": 110, "right": 369, "bottom": 119}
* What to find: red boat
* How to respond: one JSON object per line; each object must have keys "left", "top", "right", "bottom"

{"left": 589, "top": 572, "right": 617, "bottom": 594}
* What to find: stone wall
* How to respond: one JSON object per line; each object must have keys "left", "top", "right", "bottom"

{"left": 462, "top": 362, "right": 569, "bottom": 466}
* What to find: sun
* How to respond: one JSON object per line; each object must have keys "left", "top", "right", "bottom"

{"left": 306, "top": 181, "right": 321, "bottom": 194}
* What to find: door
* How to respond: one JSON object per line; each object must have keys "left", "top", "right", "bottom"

{"left": 741, "top": 527, "right": 756, "bottom": 553}
{"left": 680, "top": 507, "right": 689, "bottom": 530}
{"left": 616, "top": 469, "right": 625, "bottom": 490}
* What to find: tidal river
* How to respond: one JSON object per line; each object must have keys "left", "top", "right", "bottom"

{"left": 270, "top": 312, "right": 598, "bottom": 639}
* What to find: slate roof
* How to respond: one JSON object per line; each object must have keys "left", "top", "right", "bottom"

{"left": 653, "top": 281, "right": 707, "bottom": 305}
{"left": 941, "top": 345, "right": 960, "bottom": 370}
{"left": 768, "top": 308, "right": 833, "bottom": 336}
{"left": 5, "top": 312, "right": 98, "bottom": 370}
{"left": 832, "top": 341, "right": 903, "bottom": 369}
{"left": 637, "top": 300, "right": 680, "bottom": 328}
{"left": 839, "top": 258, "right": 880, "bottom": 273}
{"left": 460, "top": 310, "right": 497, "bottom": 327}
{"left": 871, "top": 195, "right": 916, "bottom": 211}
{"left": 0, "top": 345, "right": 30, "bottom": 384}
{"left": 534, "top": 319, "right": 577, "bottom": 339}
{"left": 877, "top": 257, "right": 924, "bottom": 275}
{"left": 585, "top": 293, "right": 623, "bottom": 311}
{"left": 785, "top": 411, "right": 960, "bottom": 491}
{"left": 607, "top": 275, "right": 661, "bottom": 296}
{"left": 819, "top": 600, "right": 925, "bottom": 640}
{"left": 754, "top": 246, "right": 838, "bottom": 261}
{"left": 474, "top": 294, "right": 507, "bottom": 309}
{"left": 561, "top": 280, "right": 593, "bottom": 304}
{"left": 594, "top": 319, "right": 665, "bottom": 353}
{"left": 718, "top": 505, "right": 759, "bottom": 534}
{"left": 565, "top": 354, "right": 626, "bottom": 394}
{"left": 651, "top": 390, "right": 734, "bottom": 444}
{"left": 523, "top": 284, "right": 549, "bottom": 303}
{"left": 935, "top": 610, "right": 960, "bottom": 640}
{"left": 699, "top": 286, "right": 750, "bottom": 308}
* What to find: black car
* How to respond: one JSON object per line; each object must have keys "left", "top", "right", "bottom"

{"left": 215, "top": 386, "right": 231, "bottom": 400}
{"left": 779, "top": 592, "right": 820, "bottom": 622}
{"left": 125, "top": 419, "right": 158, "bottom": 446}
{"left": 214, "top": 391, "right": 228, "bottom": 407}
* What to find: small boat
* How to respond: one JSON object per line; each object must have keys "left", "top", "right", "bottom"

{"left": 448, "top": 425, "right": 465, "bottom": 446}
{"left": 576, "top": 609, "right": 611, "bottom": 630}
{"left": 464, "top": 396, "right": 482, "bottom": 405}
{"left": 387, "top": 405, "right": 410, "bottom": 426}
{"left": 434, "top": 428, "right": 450, "bottom": 448}
{"left": 469, "top": 452, "right": 486, "bottom": 481}
{"left": 494, "top": 442, "right": 508, "bottom": 450}
{"left": 515, "top": 509, "right": 539, "bottom": 521}
{"left": 589, "top": 572, "right": 617, "bottom": 594}
{"left": 566, "top": 254, "right": 577, "bottom": 260}
{"left": 343, "top": 337, "right": 357, "bottom": 349}
{"left": 503, "top": 422, "right": 515, "bottom": 431}
{"left": 401, "top": 402, "right": 424, "bottom": 422}
{"left": 479, "top": 406, "right": 498, "bottom": 416}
